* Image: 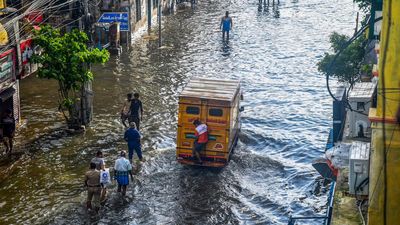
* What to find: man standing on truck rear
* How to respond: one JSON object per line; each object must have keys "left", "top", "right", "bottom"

{"left": 192, "top": 119, "right": 208, "bottom": 164}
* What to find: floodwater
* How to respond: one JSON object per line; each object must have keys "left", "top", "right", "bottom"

{"left": 0, "top": 0, "right": 358, "bottom": 224}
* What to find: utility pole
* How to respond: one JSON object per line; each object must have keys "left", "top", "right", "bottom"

{"left": 147, "top": 0, "right": 151, "bottom": 34}
{"left": 158, "top": 0, "right": 162, "bottom": 47}
{"left": 13, "top": 21, "right": 22, "bottom": 77}
{"left": 354, "top": 12, "right": 359, "bottom": 35}
{"left": 128, "top": 0, "right": 132, "bottom": 47}
{"left": 83, "top": 0, "right": 90, "bottom": 35}
{"left": 81, "top": 0, "right": 93, "bottom": 127}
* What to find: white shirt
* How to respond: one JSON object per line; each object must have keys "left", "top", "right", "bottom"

{"left": 195, "top": 124, "right": 207, "bottom": 135}
{"left": 114, "top": 157, "right": 132, "bottom": 171}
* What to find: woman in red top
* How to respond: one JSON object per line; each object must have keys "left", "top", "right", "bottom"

{"left": 192, "top": 119, "right": 208, "bottom": 164}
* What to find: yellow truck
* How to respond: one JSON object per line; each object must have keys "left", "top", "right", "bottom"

{"left": 176, "top": 78, "right": 243, "bottom": 167}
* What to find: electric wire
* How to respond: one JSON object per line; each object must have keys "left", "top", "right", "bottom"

{"left": 0, "top": 0, "right": 84, "bottom": 53}
{"left": 17, "top": 2, "right": 83, "bottom": 38}
{"left": 3, "top": 0, "right": 80, "bottom": 36}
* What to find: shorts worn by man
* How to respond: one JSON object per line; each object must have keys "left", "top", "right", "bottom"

{"left": 85, "top": 163, "right": 101, "bottom": 212}
{"left": 192, "top": 119, "right": 208, "bottom": 164}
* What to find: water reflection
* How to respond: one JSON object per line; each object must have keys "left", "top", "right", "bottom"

{"left": 0, "top": 0, "right": 359, "bottom": 224}
{"left": 258, "top": 0, "right": 280, "bottom": 18}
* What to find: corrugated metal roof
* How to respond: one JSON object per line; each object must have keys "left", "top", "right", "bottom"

{"left": 179, "top": 78, "right": 240, "bottom": 101}
{"left": 348, "top": 82, "right": 376, "bottom": 100}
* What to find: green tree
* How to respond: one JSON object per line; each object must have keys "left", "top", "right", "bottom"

{"left": 317, "top": 32, "right": 366, "bottom": 86}
{"left": 31, "top": 25, "right": 110, "bottom": 128}
{"left": 353, "top": 0, "right": 372, "bottom": 12}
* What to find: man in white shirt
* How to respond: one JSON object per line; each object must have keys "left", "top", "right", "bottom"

{"left": 114, "top": 151, "right": 133, "bottom": 196}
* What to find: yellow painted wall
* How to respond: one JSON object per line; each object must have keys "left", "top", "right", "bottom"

{"left": 368, "top": 0, "right": 400, "bottom": 224}
{"left": 376, "top": 0, "right": 400, "bottom": 118}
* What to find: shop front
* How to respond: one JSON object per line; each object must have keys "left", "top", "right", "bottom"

{"left": 0, "top": 48, "right": 19, "bottom": 123}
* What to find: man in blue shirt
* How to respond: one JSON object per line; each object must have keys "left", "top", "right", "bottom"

{"left": 220, "top": 11, "right": 233, "bottom": 41}
{"left": 124, "top": 122, "right": 143, "bottom": 163}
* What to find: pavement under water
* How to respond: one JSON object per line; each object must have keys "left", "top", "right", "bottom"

{"left": 0, "top": 0, "right": 359, "bottom": 224}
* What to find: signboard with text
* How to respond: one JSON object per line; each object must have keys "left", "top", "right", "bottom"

{"left": 98, "top": 12, "right": 129, "bottom": 31}
{"left": 19, "top": 38, "right": 38, "bottom": 79}
{"left": 0, "top": 49, "right": 14, "bottom": 82}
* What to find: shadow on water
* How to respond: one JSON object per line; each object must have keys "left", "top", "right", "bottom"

{"left": 222, "top": 40, "right": 232, "bottom": 56}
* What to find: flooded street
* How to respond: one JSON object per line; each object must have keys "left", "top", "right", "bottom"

{"left": 0, "top": 0, "right": 358, "bottom": 224}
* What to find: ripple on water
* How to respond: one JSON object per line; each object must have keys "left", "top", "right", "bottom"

{"left": 0, "top": 0, "right": 359, "bottom": 224}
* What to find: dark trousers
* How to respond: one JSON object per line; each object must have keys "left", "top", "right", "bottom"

{"left": 128, "top": 116, "right": 141, "bottom": 130}
{"left": 222, "top": 30, "right": 230, "bottom": 41}
{"left": 128, "top": 143, "right": 142, "bottom": 161}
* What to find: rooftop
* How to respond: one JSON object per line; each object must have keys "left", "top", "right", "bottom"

{"left": 348, "top": 82, "right": 376, "bottom": 100}
{"left": 179, "top": 78, "right": 240, "bottom": 101}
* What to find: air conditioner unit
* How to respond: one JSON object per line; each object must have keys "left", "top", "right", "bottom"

{"left": 349, "top": 142, "right": 370, "bottom": 196}
{"left": 348, "top": 82, "right": 376, "bottom": 138}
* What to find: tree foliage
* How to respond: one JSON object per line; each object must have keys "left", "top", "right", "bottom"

{"left": 317, "top": 32, "right": 366, "bottom": 86}
{"left": 31, "top": 25, "right": 110, "bottom": 127}
{"left": 353, "top": 0, "right": 372, "bottom": 12}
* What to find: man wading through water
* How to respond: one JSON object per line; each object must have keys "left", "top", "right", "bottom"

{"left": 121, "top": 93, "right": 133, "bottom": 127}
{"left": 1, "top": 109, "right": 15, "bottom": 156}
{"left": 85, "top": 162, "right": 101, "bottom": 213}
{"left": 124, "top": 122, "right": 143, "bottom": 163}
{"left": 192, "top": 119, "right": 208, "bottom": 164}
{"left": 114, "top": 151, "right": 134, "bottom": 196}
{"left": 128, "top": 93, "right": 143, "bottom": 130}
{"left": 91, "top": 151, "right": 107, "bottom": 204}
{"left": 220, "top": 11, "right": 233, "bottom": 42}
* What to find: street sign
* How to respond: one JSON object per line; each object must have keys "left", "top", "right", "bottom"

{"left": 98, "top": 12, "right": 129, "bottom": 31}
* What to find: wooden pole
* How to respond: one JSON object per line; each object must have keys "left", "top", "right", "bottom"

{"left": 13, "top": 22, "right": 22, "bottom": 77}
{"left": 147, "top": 0, "right": 151, "bottom": 34}
{"left": 128, "top": 0, "right": 132, "bottom": 47}
{"left": 355, "top": 12, "right": 359, "bottom": 35}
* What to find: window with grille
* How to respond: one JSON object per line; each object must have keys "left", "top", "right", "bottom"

{"left": 209, "top": 108, "right": 223, "bottom": 117}
{"left": 186, "top": 106, "right": 200, "bottom": 115}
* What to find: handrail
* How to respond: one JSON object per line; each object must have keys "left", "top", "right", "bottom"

{"left": 288, "top": 181, "right": 336, "bottom": 225}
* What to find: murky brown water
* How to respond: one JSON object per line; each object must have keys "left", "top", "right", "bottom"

{"left": 0, "top": 0, "right": 358, "bottom": 224}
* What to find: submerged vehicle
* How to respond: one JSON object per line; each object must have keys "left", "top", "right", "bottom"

{"left": 176, "top": 78, "right": 243, "bottom": 167}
